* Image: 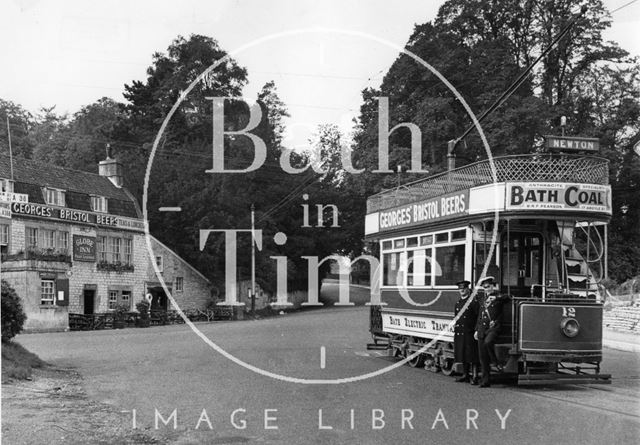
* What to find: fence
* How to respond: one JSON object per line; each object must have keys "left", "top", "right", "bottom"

{"left": 68, "top": 307, "right": 234, "bottom": 331}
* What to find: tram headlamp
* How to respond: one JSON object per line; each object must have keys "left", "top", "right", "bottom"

{"left": 560, "top": 317, "right": 580, "bottom": 338}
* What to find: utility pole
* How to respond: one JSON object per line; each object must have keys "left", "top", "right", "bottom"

{"left": 7, "top": 116, "right": 14, "bottom": 181}
{"left": 251, "top": 203, "right": 256, "bottom": 313}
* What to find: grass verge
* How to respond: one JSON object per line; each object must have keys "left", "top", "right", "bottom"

{"left": 1, "top": 341, "right": 46, "bottom": 381}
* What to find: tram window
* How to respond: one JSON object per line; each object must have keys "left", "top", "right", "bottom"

{"left": 435, "top": 233, "right": 449, "bottom": 243}
{"left": 394, "top": 239, "right": 405, "bottom": 249}
{"left": 383, "top": 252, "right": 402, "bottom": 285}
{"left": 382, "top": 240, "right": 392, "bottom": 250}
{"left": 451, "top": 229, "right": 466, "bottom": 241}
{"left": 407, "top": 237, "right": 418, "bottom": 247}
{"left": 526, "top": 237, "right": 541, "bottom": 247}
{"left": 434, "top": 244, "right": 465, "bottom": 285}
{"left": 407, "top": 249, "right": 430, "bottom": 286}
{"left": 407, "top": 250, "right": 414, "bottom": 285}
{"left": 420, "top": 235, "right": 433, "bottom": 246}
{"left": 423, "top": 251, "right": 433, "bottom": 284}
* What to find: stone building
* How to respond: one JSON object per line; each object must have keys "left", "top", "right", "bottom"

{"left": 0, "top": 155, "right": 211, "bottom": 332}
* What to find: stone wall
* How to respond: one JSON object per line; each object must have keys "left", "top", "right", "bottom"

{"left": 147, "top": 238, "right": 212, "bottom": 311}
{"left": 1, "top": 266, "right": 69, "bottom": 332}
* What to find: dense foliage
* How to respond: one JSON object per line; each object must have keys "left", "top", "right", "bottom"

{"left": 1, "top": 0, "right": 639, "bottom": 285}
{"left": 346, "top": 0, "right": 640, "bottom": 281}
{"left": 1, "top": 280, "right": 27, "bottom": 342}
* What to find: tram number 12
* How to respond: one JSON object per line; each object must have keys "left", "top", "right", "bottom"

{"left": 562, "top": 307, "right": 576, "bottom": 317}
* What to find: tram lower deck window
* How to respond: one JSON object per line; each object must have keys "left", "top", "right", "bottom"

{"left": 434, "top": 244, "right": 465, "bottom": 285}
{"left": 383, "top": 252, "right": 401, "bottom": 286}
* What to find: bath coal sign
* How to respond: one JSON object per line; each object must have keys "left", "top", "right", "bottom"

{"left": 506, "top": 182, "right": 611, "bottom": 214}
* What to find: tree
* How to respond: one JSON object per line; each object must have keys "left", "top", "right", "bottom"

{"left": 348, "top": 0, "right": 640, "bottom": 282}
{"left": 29, "top": 106, "right": 69, "bottom": 166}
{"left": 0, "top": 99, "right": 35, "bottom": 159}
{"left": 1, "top": 280, "right": 27, "bottom": 342}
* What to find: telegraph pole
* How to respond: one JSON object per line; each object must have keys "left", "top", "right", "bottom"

{"left": 251, "top": 203, "right": 256, "bottom": 313}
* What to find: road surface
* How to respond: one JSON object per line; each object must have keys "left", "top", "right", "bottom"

{"left": 11, "top": 305, "right": 640, "bottom": 444}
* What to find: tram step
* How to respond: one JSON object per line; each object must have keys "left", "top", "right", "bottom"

{"left": 518, "top": 373, "right": 611, "bottom": 385}
{"left": 367, "top": 343, "right": 390, "bottom": 350}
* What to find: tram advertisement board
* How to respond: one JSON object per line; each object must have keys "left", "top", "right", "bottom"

{"left": 376, "top": 190, "right": 469, "bottom": 233}
{"left": 506, "top": 182, "right": 611, "bottom": 214}
{"left": 381, "top": 311, "right": 454, "bottom": 339}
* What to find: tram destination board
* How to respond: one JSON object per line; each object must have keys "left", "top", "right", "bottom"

{"left": 544, "top": 135, "right": 600, "bottom": 153}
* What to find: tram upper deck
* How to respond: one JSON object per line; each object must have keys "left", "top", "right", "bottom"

{"left": 365, "top": 153, "right": 611, "bottom": 238}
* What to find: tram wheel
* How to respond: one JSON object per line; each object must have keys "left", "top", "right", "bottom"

{"left": 440, "top": 358, "right": 454, "bottom": 376}
{"left": 406, "top": 351, "right": 425, "bottom": 368}
{"left": 424, "top": 355, "right": 439, "bottom": 373}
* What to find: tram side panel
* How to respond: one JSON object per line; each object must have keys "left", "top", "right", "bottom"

{"left": 371, "top": 288, "right": 513, "bottom": 345}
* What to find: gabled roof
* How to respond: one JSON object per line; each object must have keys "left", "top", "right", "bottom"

{"left": 151, "top": 235, "right": 212, "bottom": 285}
{"left": 0, "top": 156, "right": 139, "bottom": 218}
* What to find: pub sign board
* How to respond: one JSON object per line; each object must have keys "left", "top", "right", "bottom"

{"left": 73, "top": 235, "right": 96, "bottom": 262}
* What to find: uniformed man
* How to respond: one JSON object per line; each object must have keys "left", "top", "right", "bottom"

{"left": 453, "top": 280, "right": 479, "bottom": 384}
{"left": 474, "top": 276, "right": 507, "bottom": 388}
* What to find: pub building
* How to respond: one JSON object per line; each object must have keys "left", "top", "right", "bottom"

{"left": 0, "top": 154, "right": 211, "bottom": 332}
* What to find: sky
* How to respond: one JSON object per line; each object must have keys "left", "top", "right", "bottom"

{"left": 1, "top": 0, "right": 639, "bottom": 150}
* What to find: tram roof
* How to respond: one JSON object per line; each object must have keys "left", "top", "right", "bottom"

{"left": 366, "top": 154, "right": 609, "bottom": 214}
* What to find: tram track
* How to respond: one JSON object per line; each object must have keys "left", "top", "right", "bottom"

{"left": 362, "top": 349, "right": 640, "bottom": 421}
{"left": 505, "top": 382, "right": 640, "bottom": 421}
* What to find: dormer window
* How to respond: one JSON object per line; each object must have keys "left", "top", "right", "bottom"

{"left": 44, "top": 188, "right": 65, "bottom": 207}
{"left": 1, "top": 178, "right": 14, "bottom": 193}
{"left": 91, "top": 195, "right": 108, "bottom": 213}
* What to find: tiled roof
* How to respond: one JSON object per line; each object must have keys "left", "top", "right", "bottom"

{"left": 1, "top": 156, "right": 140, "bottom": 218}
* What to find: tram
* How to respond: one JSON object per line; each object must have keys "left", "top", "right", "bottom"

{"left": 365, "top": 142, "right": 612, "bottom": 384}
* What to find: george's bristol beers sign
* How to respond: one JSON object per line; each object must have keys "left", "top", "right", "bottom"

{"left": 377, "top": 190, "right": 469, "bottom": 232}
{"left": 506, "top": 182, "right": 611, "bottom": 214}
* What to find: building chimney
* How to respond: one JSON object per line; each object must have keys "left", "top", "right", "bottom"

{"left": 98, "top": 144, "right": 124, "bottom": 188}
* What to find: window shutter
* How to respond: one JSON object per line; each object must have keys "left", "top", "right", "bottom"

{"left": 56, "top": 278, "right": 69, "bottom": 306}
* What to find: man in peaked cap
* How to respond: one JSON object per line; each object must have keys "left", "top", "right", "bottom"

{"left": 453, "top": 280, "right": 479, "bottom": 384}
{"left": 474, "top": 276, "right": 508, "bottom": 387}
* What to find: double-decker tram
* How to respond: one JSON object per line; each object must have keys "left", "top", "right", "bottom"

{"left": 365, "top": 143, "right": 612, "bottom": 384}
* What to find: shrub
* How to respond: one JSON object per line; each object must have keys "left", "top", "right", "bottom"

{"left": 1, "top": 280, "right": 27, "bottom": 343}
{"left": 136, "top": 299, "right": 150, "bottom": 319}
{"left": 113, "top": 303, "right": 130, "bottom": 320}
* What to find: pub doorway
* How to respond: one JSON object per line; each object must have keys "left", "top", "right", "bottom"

{"left": 147, "top": 286, "right": 170, "bottom": 311}
{"left": 83, "top": 289, "right": 95, "bottom": 315}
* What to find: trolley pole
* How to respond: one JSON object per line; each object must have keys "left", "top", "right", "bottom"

{"left": 251, "top": 203, "right": 256, "bottom": 313}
